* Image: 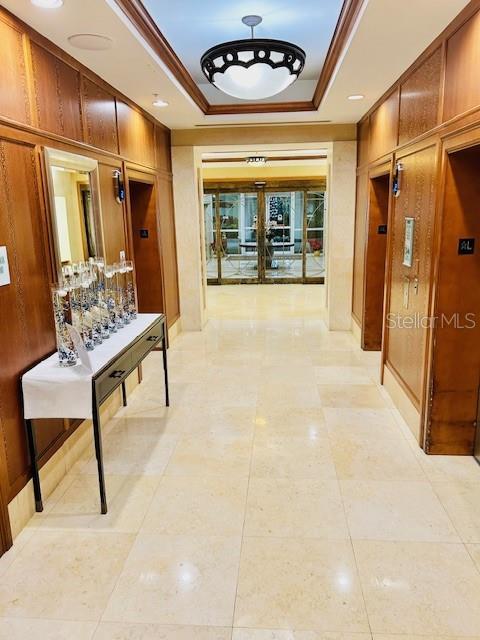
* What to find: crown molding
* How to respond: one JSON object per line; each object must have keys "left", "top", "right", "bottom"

{"left": 114, "top": 0, "right": 362, "bottom": 115}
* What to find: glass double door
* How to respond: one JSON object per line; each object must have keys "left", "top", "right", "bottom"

{"left": 204, "top": 187, "right": 325, "bottom": 284}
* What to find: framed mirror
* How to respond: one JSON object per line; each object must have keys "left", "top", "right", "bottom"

{"left": 44, "top": 148, "right": 105, "bottom": 274}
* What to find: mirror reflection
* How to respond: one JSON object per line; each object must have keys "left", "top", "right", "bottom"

{"left": 51, "top": 167, "right": 95, "bottom": 264}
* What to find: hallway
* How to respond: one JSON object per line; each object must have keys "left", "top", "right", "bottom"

{"left": 1, "top": 285, "right": 480, "bottom": 639}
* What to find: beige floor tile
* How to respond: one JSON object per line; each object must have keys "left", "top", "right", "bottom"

{"left": 354, "top": 539, "right": 480, "bottom": 635}
{"left": 234, "top": 537, "right": 369, "bottom": 632}
{"left": 416, "top": 454, "right": 480, "bottom": 483}
{"left": 314, "top": 367, "right": 373, "bottom": 385}
{"left": 0, "top": 530, "right": 134, "bottom": 620}
{"left": 433, "top": 482, "right": 480, "bottom": 542}
{"left": 330, "top": 431, "right": 425, "bottom": 482}
{"left": 373, "top": 636, "right": 480, "bottom": 640}
{"left": 323, "top": 408, "right": 401, "bottom": 440}
{"left": 244, "top": 478, "right": 348, "bottom": 539}
{"left": 254, "top": 407, "right": 326, "bottom": 439}
{"left": 141, "top": 475, "right": 248, "bottom": 536}
{"left": 103, "top": 534, "right": 241, "bottom": 626}
{"left": 341, "top": 480, "right": 459, "bottom": 542}
{"left": 251, "top": 436, "right": 336, "bottom": 480}
{"left": 94, "top": 622, "right": 232, "bottom": 639}
{"left": 80, "top": 432, "right": 176, "bottom": 476}
{"left": 36, "top": 475, "right": 160, "bottom": 533}
{"left": 0, "top": 619, "right": 97, "bottom": 640}
{"left": 257, "top": 382, "right": 321, "bottom": 409}
{"left": 318, "top": 385, "right": 386, "bottom": 409}
{"left": 466, "top": 543, "right": 480, "bottom": 571}
{"left": 233, "top": 632, "right": 372, "bottom": 640}
{"left": 165, "top": 435, "right": 251, "bottom": 478}
{"left": 310, "top": 350, "right": 363, "bottom": 367}
{"left": 176, "top": 407, "right": 256, "bottom": 438}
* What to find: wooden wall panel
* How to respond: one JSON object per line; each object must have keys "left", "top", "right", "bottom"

{"left": 385, "top": 145, "right": 437, "bottom": 405}
{"left": 157, "top": 176, "right": 180, "bottom": 326}
{"left": 399, "top": 48, "right": 442, "bottom": 145}
{"left": 357, "top": 118, "right": 370, "bottom": 168}
{"left": 118, "top": 102, "right": 155, "bottom": 168}
{"left": 352, "top": 172, "right": 368, "bottom": 323}
{"left": 426, "top": 145, "right": 480, "bottom": 454}
{"left": 155, "top": 126, "right": 172, "bottom": 173}
{"left": 0, "top": 16, "right": 30, "bottom": 125}
{"left": 369, "top": 89, "right": 399, "bottom": 162}
{"left": 444, "top": 10, "right": 480, "bottom": 122}
{"left": 98, "top": 162, "right": 127, "bottom": 263}
{"left": 82, "top": 78, "right": 119, "bottom": 154}
{"left": 30, "top": 42, "right": 83, "bottom": 141}
{"left": 0, "top": 139, "right": 56, "bottom": 492}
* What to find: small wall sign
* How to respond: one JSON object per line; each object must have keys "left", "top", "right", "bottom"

{"left": 458, "top": 238, "right": 475, "bottom": 255}
{"left": 378, "top": 224, "right": 388, "bottom": 235}
{"left": 0, "top": 246, "right": 11, "bottom": 286}
{"left": 403, "top": 217, "right": 415, "bottom": 267}
{"left": 139, "top": 229, "right": 149, "bottom": 238}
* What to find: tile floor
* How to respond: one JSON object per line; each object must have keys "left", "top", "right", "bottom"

{"left": 1, "top": 284, "right": 480, "bottom": 639}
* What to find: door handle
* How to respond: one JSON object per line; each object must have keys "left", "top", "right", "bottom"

{"left": 109, "top": 369, "right": 126, "bottom": 379}
{"left": 147, "top": 335, "right": 159, "bottom": 341}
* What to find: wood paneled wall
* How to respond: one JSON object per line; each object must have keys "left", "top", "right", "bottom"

{"left": 353, "top": 0, "right": 480, "bottom": 454}
{"left": 0, "top": 4, "right": 180, "bottom": 537}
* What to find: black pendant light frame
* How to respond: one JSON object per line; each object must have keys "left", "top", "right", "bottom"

{"left": 201, "top": 38, "right": 306, "bottom": 87}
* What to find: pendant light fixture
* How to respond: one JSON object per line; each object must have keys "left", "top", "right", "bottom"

{"left": 201, "top": 15, "right": 306, "bottom": 101}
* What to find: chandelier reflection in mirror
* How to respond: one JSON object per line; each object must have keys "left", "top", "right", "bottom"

{"left": 201, "top": 15, "right": 306, "bottom": 101}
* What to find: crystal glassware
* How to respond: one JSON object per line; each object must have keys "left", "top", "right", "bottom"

{"left": 113, "top": 262, "right": 127, "bottom": 328}
{"left": 104, "top": 264, "right": 118, "bottom": 332}
{"left": 51, "top": 283, "right": 77, "bottom": 367}
{"left": 124, "top": 260, "right": 137, "bottom": 320}
{"left": 94, "top": 257, "right": 110, "bottom": 339}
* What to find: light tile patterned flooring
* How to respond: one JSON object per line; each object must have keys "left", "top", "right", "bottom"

{"left": 1, "top": 284, "right": 480, "bottom": 639}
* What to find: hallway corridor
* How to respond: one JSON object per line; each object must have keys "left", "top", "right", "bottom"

{"left": 1, "top": 285, "right": 480, "bottom": 639}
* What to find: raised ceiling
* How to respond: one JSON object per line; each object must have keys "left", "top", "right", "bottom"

{"left": 1, "top": 0, "right": 471, "bottom": 128}
{"left": 141, "top": 0, "right": 344, "bottom": 104}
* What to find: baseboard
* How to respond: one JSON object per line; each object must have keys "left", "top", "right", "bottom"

{"left": 168, "top": 317, "right": 182, "bottom": 343}
{"left": 383, "top": 364, "right": 421, "bottom": 443}
{"left": 7, "top": 370, "right": 139, "bottom": 540}
{"left": 351, "top": 315, "right": 361, "bottom": 346}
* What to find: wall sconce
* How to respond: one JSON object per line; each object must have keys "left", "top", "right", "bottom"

{"left": 113, "top": 170, "right": 125, "bottom": 203}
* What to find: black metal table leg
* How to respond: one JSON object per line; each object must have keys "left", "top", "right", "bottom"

{"left": 121, "top": 380, "right": 127, "bottom": 407}
{"left": 25, "top": 419, "right": 43, "bottom": 512}
{"left": 92, "top": 398, "right": 108, "bottom": 514}
{"left": 162, "top": 332, "right": 170, "bottom": 407}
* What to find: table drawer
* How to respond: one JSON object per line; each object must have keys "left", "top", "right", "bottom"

{"left": 131, "top": 322, "right": 163, "bottom": 366}
{"left": 96, "top": 350, "right": 133, "bottom": 403}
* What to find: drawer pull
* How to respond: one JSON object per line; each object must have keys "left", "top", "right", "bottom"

{"left": 109, "top": 369, "right": 126, "bottom": 379}
{"left": 147, "top": 335, "right": 159, "bottom": 341}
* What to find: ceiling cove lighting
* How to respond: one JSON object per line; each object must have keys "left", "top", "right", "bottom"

{"left": 201, "top": 15, "right": 306, "bottom": 101}
{"left": 246, "top": 156, "right": 267, "bottom": 165}
{"left": 31, "top": 0, "right": 63, "bottom": 7}
{"left": 348, "top": 94, "right": 365, "bottom": 100}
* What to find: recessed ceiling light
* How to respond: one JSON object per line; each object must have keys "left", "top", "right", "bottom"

{"left": 68, "top": 34, "right": 113, "bottom": 51}
{"left": 31, "top": 0, "right": 63, "bottom": 7}
{"left": 152, "top": 96, "right": 169, "bottom": 108}
{"left": 348, "top": 94, "right": 365, "bottom": 100}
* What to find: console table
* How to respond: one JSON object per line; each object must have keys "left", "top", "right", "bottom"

{"left": 22, "top": 313, "right": 169, "bottom": 515}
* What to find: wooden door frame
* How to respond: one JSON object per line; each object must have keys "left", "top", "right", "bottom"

{"left": 422, "top": 126, "right": 480, "bottom": 452}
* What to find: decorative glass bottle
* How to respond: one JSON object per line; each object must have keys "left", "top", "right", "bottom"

{"left": 51, "top": 283, "right": 77, "bottom": 367}
{"left": 125, "top": 260, "right": 137, "bottom": 320}
{"left": 104, "top": 264, "right": 118, "bottom": 332}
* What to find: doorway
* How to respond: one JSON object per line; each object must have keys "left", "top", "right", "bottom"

{"left": 362, "top": 171, "right": 390, "bottom": 350}
{"left": 204, "top": 183, "right": 326, "bottom": 284}
{"left": 425, "top": 143, "right": 480, "bottom": 455}
{"left": 128, "top": 177, "right": 165, "bottom": 315}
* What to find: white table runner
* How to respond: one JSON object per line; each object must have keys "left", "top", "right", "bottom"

{"left": 22, "top": 313, "right": 161, "bottom": 420}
